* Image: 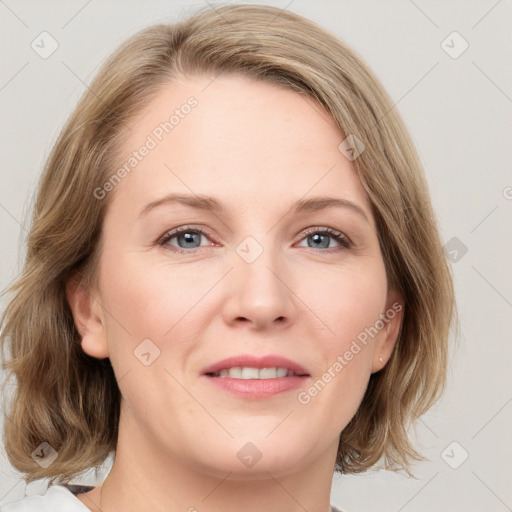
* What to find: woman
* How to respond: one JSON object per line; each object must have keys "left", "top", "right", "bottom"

{"left": 0, "top": 3, "right": 455, "bottom": 511}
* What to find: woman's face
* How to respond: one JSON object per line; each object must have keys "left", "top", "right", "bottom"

{"left": 75, "top": 74, "right": 402, "bottom": 477}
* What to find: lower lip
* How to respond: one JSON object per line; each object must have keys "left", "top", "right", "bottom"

{"left": 203, "top": 375, "right": 309, "bottom": 399}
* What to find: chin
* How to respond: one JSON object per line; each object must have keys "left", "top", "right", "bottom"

{"left": 190, "top": 435, "right": 314, "bottom": 479}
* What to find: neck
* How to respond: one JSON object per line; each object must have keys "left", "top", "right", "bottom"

{"left": 79, "top": 407, "right": 339, "bottom": 512}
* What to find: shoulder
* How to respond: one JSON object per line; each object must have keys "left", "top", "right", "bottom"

{"left": 1, "top": 484, "right": 93, "bottom": 511}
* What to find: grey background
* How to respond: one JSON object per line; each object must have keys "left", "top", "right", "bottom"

{"left": 1, "top": 1, "right": 511, "bottom": 510}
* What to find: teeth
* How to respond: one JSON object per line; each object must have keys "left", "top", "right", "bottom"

{"left": 242, "top": 367, "right": 259, "bottom": 379}
{"left": 261, "top": 367, "right": 279, "bottom": 379}
{"left": 276, "top": 367, "right": 289, "bottom": 378}
{"left": 213, "top": 367, "right": 297, "bottom": 379}
{"left": 227, "top": 367, "right": 242, "bottom": 378}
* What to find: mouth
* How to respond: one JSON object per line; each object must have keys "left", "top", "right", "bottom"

{"left": 205, "top": 367, "right": 308, "bottom": 379}
{"left": 201, "top": 355, "right": 310, "bottom": 399}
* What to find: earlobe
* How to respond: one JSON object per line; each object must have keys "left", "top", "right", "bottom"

{"left": 80, "top": 332, "right": 110, "bottom": 359}
{"left": 66, "top": 275, "right": 110, "bottom": 359}
{"left": 372, "top": 290, "right": 404, "bottom": 373}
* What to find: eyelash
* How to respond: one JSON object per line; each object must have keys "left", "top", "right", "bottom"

{"left": 158, "top": 225, "right": 351, "bottom": 254}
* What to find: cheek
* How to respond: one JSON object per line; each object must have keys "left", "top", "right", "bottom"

{"left": 305, "top": 259, "right": 388, "bottom": 344}
{"left": 298, "top": 261, "right": 387, "bottom": 402}
{"left": 96, "top": 250, "right": 206, "bottom": 411}
{"left": 98, "top": 248, "right": 204, "bottom": 337}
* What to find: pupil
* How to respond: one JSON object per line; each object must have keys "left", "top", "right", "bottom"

{"left": 179, "top": 232, "right": 199, "bottom": 248}
{"left": 309, "top": 233, "right": 329, "bottom": 249}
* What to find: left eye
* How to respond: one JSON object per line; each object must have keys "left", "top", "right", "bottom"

{"left": 296, "top": 228, "right": 350, "bottom": 250}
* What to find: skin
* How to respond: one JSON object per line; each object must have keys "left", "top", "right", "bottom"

{"left": 67, "top": 74, "right": 403, "bottom": 512}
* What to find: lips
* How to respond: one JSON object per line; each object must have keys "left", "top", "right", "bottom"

{"left": 201, "top": 354, "right": 310, "bottom": 399}
{"left": 201, "top": 354, "right": 310, "bottom": 377}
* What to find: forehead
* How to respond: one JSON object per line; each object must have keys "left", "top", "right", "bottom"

{"left": 110, "top": 74, "right": 372, "bottom": 223}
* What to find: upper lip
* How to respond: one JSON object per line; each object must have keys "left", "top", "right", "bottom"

{"left": 201, "top": 354, "right": 310, "bottom": 376}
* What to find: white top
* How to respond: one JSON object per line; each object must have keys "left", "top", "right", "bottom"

{"left": 1, "top": 484, "right": 345, "bottom": 511}
{"left": 1, "top": 485, "right": 90, "bottom": 511}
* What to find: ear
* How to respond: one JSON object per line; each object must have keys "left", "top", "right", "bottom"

{"left": 371, "top": 288, "right": 404, "bottom": 373}
{"left": 66, "top": 274, "right": 110, "bottom": 359}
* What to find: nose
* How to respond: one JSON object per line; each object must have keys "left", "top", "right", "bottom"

{"left": 221, "top": 239, "right": 296, "bottom": 331}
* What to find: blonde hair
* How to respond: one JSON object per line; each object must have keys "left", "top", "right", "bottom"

{"left": 1, "top": 3, "right": 456, "bottom": 484}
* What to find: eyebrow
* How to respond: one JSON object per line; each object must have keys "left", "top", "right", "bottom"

{"left": 139, "top": 193, "right": 370, "bottom": 223}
